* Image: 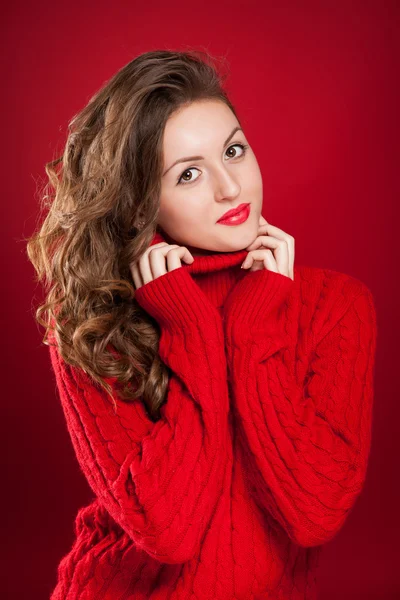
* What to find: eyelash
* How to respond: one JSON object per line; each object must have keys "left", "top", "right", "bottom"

{"left": 176, "top": 143, "right": 249, "bottom": 186}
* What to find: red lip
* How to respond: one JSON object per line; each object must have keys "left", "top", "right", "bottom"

{"left": 217, "top": 203, "right": 251, "bottom": 223}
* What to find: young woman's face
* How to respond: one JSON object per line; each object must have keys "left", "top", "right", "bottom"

{"left": 158, "top": 100, "right": 263, "bottom": 255}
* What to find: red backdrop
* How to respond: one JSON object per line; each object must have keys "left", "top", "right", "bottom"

{"left": 4, "top": 1, "right": 398, "bottom": 598}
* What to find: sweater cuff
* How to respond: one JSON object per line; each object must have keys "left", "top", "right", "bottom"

{"left": 134, "top": 266, "right": 221, "bottom": 331}
{"left": 224, "top": 268, "right": 294, "bottom": 340}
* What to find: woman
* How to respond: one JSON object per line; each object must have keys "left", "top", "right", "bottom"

{"left": 27, "top": 49, "right": 377, "bottom": 599}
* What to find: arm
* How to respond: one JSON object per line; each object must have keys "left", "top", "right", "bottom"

{"left": 49, "top": 267, "right": 231, "bottom": 564}
{"left": 224, "top": 268, "right": 377, "bottom": 548}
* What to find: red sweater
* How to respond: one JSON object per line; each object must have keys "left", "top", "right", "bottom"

{"left": 49, "top": 230, "right": 377, "bottom": 599}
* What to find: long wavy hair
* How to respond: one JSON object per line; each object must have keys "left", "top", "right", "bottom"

{"left": 26, "top": 48, "right": 241, "bottom": 422}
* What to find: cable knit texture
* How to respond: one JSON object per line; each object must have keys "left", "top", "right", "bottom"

{"left": 48, "top": 230, "right": 377, "bottom": 599}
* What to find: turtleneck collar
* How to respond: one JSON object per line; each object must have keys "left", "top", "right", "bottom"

{"left": 148, "top": 229, "right": 251, "bottom": 313}
{"left": 149, "top": 229, "right": 250, "bottom": 275}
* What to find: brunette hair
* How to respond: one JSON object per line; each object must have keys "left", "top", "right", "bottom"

{"left": 26, "top": 48, "right": 241, "bottom": 421}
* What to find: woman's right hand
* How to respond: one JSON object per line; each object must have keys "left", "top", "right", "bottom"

{"left": 130, "top": 242, "right": 194, "bottom": 290}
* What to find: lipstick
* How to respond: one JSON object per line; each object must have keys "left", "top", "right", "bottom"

{"left": 217, "top": 203, "right": 251, "bottom": 225}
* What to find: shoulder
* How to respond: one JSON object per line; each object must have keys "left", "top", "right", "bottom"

{"left": 293, "top": 264, "right": 376, "bottom": 341}
{"left": 294, "top": 264, "right": 373, "bottom": 300}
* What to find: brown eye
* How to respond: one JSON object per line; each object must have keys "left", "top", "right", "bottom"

{"left": 176, "top": 143, "right": 249, "bottom": 186}
{"left": 225, "top": 144, "right": 247, "bottom": 159}
{"left": 178, "top": 167, "right": 201, "bottom": 185}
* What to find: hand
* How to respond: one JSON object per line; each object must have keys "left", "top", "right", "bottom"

{"left": 130, "top": 242, "right": 194, "bottom": 289}
{"left": 241, "top": 215, "right": 295, "bottom": 280}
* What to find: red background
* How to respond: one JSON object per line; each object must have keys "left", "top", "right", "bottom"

{"left": 4, "top": 1, "right": 399, "bottom": 598}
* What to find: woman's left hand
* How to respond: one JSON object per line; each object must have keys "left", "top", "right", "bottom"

{"left": 241, "top": 215, "right": 295, "bottom": 280}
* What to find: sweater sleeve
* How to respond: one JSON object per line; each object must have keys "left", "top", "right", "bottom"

{"left": 49, "top": 266, "right": 231, "bottom": 564}
{"left": 223, "top": 268, "right": 377, "bottom": 548}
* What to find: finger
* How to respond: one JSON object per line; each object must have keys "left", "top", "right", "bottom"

{"left": 260, "top": 222, "right": 295, "bottom": 271}
{"left": 246, "top": 233, "right": 283, "bottom": 252}
{"left": 245, "top": 249, "right": 279, "bottom": 273}
{"left": 245, "top": 222, "right": 270, "bottom": 250}
{"left": 130, "top": 245, "right": 168, "bottom": 289}
{"left": 244, "top": 238, "right": 289, "bottom": 276}
{"left": 262, "top": 249, "right": 279, "bottom": 273}
{"left": 144, "top": 245, "right": 194, "bottom": 284}
{"left": 141, "top": 244, "right": 180, "bottom": 284}
{"left": 242, "top": 248, "right": 278, "bottom": 271}
{"left": 246, "top": 235, "right": 289, "bottom": 275}
{"left": 163, "top": 246, "right": 194, "bottom": 274}
{"left": 134, "top": 242, "right": 171, "bottom": 286}
{"left": 130, "top": 262, "right": 143, "bottom": 290}
{"left": 264, "top": 236, "right": 290, "bottom": 276}
{"left": 257, "top": 216, "right": 269, "bottom": 236}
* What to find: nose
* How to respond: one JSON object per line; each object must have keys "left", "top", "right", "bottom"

{"left": 212, "top": 166, "right": 241, "bottom": 201}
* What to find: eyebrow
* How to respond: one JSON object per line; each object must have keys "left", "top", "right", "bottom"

{"left": 162, "top": 125, "right": 243, "bottom": 177}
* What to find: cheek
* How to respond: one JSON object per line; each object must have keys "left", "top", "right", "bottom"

{"left": 162, "top": 200, "right": 199, "bottom": 231}
{"left": 244, "top": 160, "right": 263, "bottom": 197}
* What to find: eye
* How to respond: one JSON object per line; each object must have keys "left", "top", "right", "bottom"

{"left": 176, "top": 143, "right": 249, "bottom": 186}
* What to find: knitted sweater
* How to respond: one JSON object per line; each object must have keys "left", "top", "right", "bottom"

{"left": 48, "top": 230, "right": 377, "bottom": 600}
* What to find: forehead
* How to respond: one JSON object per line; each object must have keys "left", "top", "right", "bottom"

{"left": 163, "top": 101, "right": 238, "bottom": 152}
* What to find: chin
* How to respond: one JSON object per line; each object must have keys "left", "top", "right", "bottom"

{"left": 214, "top": 238, "right": 250, "bottom": 254}
{"left": 183, "top": 222, "right": 257, "bottom": 255}
{"left": 225, "top": 226, "right": 257, "bottom": 248}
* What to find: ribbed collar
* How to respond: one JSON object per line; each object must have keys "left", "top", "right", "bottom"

{"left": 150, "top": 229, "right": 249, "bottom": 275}
{"left": 149, "top": 229, "right": 251, "bottom": 312}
